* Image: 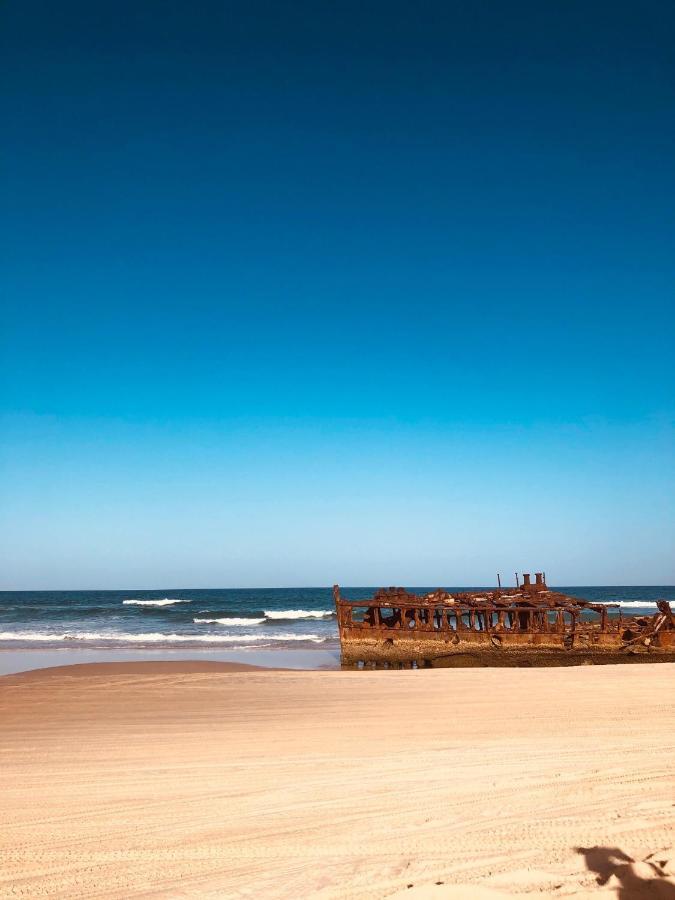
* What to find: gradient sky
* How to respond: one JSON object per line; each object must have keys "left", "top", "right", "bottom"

{"left": 1, "top": 1, "right": 674, "bottom": 589}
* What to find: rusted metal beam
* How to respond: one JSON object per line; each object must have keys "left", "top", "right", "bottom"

{"left": 333, "top": 580, "right": 675, "bottom": 668}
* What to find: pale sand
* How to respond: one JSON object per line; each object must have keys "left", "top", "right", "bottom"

{"left": 1, "top": 663, "right": 674, "bottom": 899}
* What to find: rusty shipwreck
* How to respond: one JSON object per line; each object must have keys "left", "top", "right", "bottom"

{"left": 333, "top": 573, "right": 675, "bottom": 668}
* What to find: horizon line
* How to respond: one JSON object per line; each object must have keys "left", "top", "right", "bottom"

{"left": 1, "top": 583, "right": 674, "bottom": 593}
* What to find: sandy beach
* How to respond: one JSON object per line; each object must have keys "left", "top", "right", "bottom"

{"left": 1, "top": 662, "right": 674, "bottom": 899}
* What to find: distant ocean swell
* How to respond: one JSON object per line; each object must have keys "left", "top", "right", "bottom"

{"left": 0, "top": 631, "right": 327, "bottom": 644}
{"left": 122, "top": 598, "right": 191, "bottom": 607}
{"left": 120, "top": 601, "right": 336, "bottom": 621}
{"left": 0, "top": 591, "right": 341, "bottom": 648}
{"left": 193, "top": 610, "right": 335, "bottom": 626}
{"left": 264, "top": 610, "right": 334, "bottom": 619}
{"left": 194, "top": 617, "right": 267, "bottom": 626}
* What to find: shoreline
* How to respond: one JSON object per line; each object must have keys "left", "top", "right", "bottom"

{"left": 0, "top": 646, "right": 341, "bottom": 677}
{"left": 0, "top": 658, "right": 280, "bottom": 681}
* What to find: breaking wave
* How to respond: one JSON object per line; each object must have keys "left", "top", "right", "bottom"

{"left": 193, "top": 617, "right": 266, "bottom": 626}
{"left": 122, "top": 599, "right": 191, "bottom": 607}
{"left": 0, "top": 630, "right": 326, "bottom": 644}
{"left": 264, "top": 609, "right": 334, "bottom": 620}
{"left": 612, "top": 600, "right": 659, "bottom": 609}
{"left": 194, "top": 612, "right": 334, "bottom": 625}
{"left": 0, "top": 632, "right": 65, "bottom": 642}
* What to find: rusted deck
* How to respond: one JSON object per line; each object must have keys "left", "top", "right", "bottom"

{"left": 334, "top": 574, "right": 675, "bottom": 668}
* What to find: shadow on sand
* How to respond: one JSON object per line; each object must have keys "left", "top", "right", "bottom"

{"left": 576, "top": 846, "right": 675, "bottom": 898}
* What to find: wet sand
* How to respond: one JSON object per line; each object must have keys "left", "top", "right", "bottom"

{"left": 1, "top": 662, "right": 674, "bottom": 898}
{"left": 0, "top": 646, "right": 340, "bottom": 676}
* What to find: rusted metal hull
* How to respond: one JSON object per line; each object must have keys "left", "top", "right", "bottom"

{"left": 334, "top": 578, "right": 675, "bottom": 669}
{"left": 340, "top": 635, "right": 675, "bottom": 669}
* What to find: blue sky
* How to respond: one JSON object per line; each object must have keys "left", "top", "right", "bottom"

{"left": 1, "top": 1, "right": 674, "bottom": 588}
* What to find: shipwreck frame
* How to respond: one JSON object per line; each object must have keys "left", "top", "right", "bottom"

{"left": 334, "top": 574, "right": 675, "bottom": 668}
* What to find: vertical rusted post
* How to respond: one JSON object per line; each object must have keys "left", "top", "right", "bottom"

{"left": 333, "top": 585, "right": 343, "bottom": 642}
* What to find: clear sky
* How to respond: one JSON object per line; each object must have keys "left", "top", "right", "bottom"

{"left": 1, "top": 1, "right": 674, "bottom": 589}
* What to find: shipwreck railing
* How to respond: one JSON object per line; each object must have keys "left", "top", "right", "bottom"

{"left": 338, "top": 603, "right": 601, "bottom": 635}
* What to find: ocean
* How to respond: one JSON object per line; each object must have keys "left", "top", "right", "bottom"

{"left": 1, "top": 585, "right": 673, "bottom": 651}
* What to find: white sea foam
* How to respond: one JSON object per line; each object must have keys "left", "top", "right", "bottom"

{"left": 611, "top": 600, "right": 660, "bottom": 609}
{"left": 122, "top": 598, "right": 191, "bottom": 607}
{"left": 193, "top": 617, "right": 266, "bottom": 626}
{"left": 0, "top": 631, "right": 68, "bottom": 642}
{"left": 264, "top": 609, "right": 334, "bottom": 620}
{"left": 0, "top": 631, "right": 326, "bottom": 644}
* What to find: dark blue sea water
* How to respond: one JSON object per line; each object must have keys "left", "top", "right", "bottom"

{"left": 0, "top": 586, "right": 672, "bottom": 651}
